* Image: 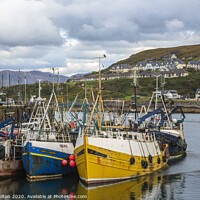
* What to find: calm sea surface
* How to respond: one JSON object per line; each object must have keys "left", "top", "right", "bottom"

{"left": 0, "top": 113, "right": 199, "bottom": 200}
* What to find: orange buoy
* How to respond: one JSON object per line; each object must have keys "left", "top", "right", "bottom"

{"left": 69, "top": 154, "right": 75, "bottom": 161}
{"left": 69, "top": 192, "right": 76, "bottom": 200}
{"left": 69, "top": 160, "right": 76, "bottom": 167}
{"left": 62, "top": 160, "right": 68, "bottom": 166}
{"left": 62, "top": 188, "right": 68, "bottom": 195}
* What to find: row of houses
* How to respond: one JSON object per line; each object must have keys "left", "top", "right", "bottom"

{"left": 187, "top": 60, "right": 200, "bottom": 69}
{"left": 110, "top": 59, "right": 189, "bottom": 73}
{"left": 71, "top": 53, "right": 197, "bottom": 83}
{"left": 110, "top": 54, "right": 200, "bottom": 73}
{"left": 72, "top": 69, "right": 188, "bottom": 82}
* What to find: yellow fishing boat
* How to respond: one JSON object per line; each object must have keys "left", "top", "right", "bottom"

{"left": 75, "top": 129, "right": 169, "bottom": 185}
{"left": 74, "top": 58, "right": 169, "bottom": 185}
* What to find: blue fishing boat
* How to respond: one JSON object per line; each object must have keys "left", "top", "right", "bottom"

{"left": 22, "top": 77, "right": 76, "bottom": 180}
{"left": 22, "top": 140, "right": 75, "bottom": 179}
{"left": 138, "top": 77, "right": 187, "bottom": 159}
{"left": 154, "top": 106, "right": 187, "bottom": 158}
{"left": 138, "top": 106, "right": 187, "bottom": 158}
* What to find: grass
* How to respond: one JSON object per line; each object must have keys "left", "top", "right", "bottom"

{"left": 1, "top": 71, "right": 200, "bottom": 102}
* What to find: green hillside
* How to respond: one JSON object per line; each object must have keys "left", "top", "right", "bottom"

{"left": 2, "top": 71, "right": 200, "bottom": 102}
{"left": 107, "top": 44, "right": 200, "bottom": 69}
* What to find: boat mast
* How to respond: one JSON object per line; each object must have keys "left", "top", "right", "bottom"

{"left": 25, "top": 71, "right": 26, "bottom": 104}
{"left": 38, "top": 79, "right": 42, "bottom": 99}
{"left": 98, "top": 57, "right": 102, "bottom": 134}
{"left": 155, "top": 75, "right": 159, "bottom": 110}
{"left": 95, "top": 55, "right": 106, "bottom": 134}
{"left": 133, "top": 65, "right": 137, "bottom": 120}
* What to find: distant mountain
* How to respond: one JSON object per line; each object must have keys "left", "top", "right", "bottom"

{"left": 0, "top": 70, "right": 70, "bottom": 87}
{"left": 70, "top": 73, "right": 88, "bottom": 79}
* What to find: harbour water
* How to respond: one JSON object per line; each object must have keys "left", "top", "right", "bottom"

{"left": 0, "top": 113, "right": 199, "bottom": 200}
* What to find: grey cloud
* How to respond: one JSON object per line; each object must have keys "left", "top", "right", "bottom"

{"left": 53, "top": 0, "right": 200, "bottom": 43}
{"left": 1, "top": 0, "right": 200, "bottom": 76}
{"left": 0, "top": 0, "right": 62, "bottom": 47}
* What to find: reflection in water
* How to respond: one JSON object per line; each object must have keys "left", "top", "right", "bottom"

{"left": 0, "top": 114, "right": 199, "bottom": 199}
{"left": 76, "top": 171, "right": 186, "bottom": 200}
{"left": 0, "top": 174, "right": 79, "bottom": 200}
{"left": 0, "top": 154, "right": 192, "bottom": 200}
{"left": 0, "top": 172, "right": 186, "bottom": 200}
{"left": 25, "top": 175, "right": 78, "bottom": 198}
{"left": 0, "top": 177, "right": 26, "bottom": 197}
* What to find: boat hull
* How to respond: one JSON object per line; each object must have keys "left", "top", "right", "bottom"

{"left": 22, "top": 141, "right": 75, "bottom": 179}
{"left": 75, "top": 136, "right": 168, "bottom": 185}
{"left": 0, "top": 144, "right": 5, "bottom": 160}
{"left": 0, "top": 159, "right": 24, "bottom": 177}
{"left": 155, "top": 130, "right": 187, "bottom": 158}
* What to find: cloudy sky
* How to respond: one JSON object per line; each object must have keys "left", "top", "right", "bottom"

{"left": 0, "top": 0, "right": 200, "bottom": 76}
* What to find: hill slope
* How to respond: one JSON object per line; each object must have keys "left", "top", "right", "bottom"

{"left": 109, "top": 44, "right": 200, "bottom": 68}
{"left": 2, "top": 72, "right": 200, "bottom": 102}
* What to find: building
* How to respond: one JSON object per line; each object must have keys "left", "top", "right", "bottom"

{"left": 187, "top": 60, "right": 200, "bottom": 70}
{"left": 138, "top": 71, "right": 159, "bottom": 78}
{"left": 110, "top": 64, "right": 133, "bottom": 73}
{"left": 160, "top": 60, "right": 185, "bottom": 71}
{"left": 72, "top": 68, "right": 188, "bottom": 82}
{"left": 163, "top": 54, "right": 177, "bottom": 60}
{"left": 160, "top": 69, "right": 188, "bottom": 78}
{"left": 195, "top": 89, "right": 200, "bottom": 101}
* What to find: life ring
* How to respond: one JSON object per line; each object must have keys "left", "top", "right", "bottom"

{"left": 141, "top": 160, "right": 145, "bottom": 167}
{"left": 163, "top": 155, "right": 167, "bottom": 162}
{"left": 157, "top": 157, "right": 161, "bottom": 164}
{"left": 144, "top": 161, "right": 148, "bottom": 168}
{"left": 183, "top": 143, "right": 187, "bottom": 151}
{"left": 171, "top": 140, "right": 177, "bottom": 147}
{"left": 148, "top": 155, "right": 153, "bottom": 163}
{"left": 141, "top": 160, "right": 148, "bottom": 168}
{"left": 130, "top": 157, "right": 135, "bottom": 165}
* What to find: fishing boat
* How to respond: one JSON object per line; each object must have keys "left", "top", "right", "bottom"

{"left": 74, "top": 58, "right": 169, "bottom": 185}
{"left": 142, "top": 76, "right": 187, "bottom": 159}
{"left": 22, "top": 73, "right": 75, "bottom": 180}
{"left": 0, "top": 118, "right": 25, "bottom": 177}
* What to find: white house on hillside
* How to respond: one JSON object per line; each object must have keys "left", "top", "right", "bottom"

{"left": 195, "top": 89, "right": 200, "bottom": 101}
{"left": 110, "top": 64, "right": 133, "bottom": 73}
{"left": 187, "top": 60, "right": 200, "bottom": 70}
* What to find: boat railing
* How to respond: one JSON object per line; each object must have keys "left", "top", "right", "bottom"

{"left": 81, "top": 126, "right": 156, "bottom": 142}
{"left": 15, "top": 135, "right": 26, "bottom": 147}
{"left": 26, "top": 129, "right": 71, "bottom": 142}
